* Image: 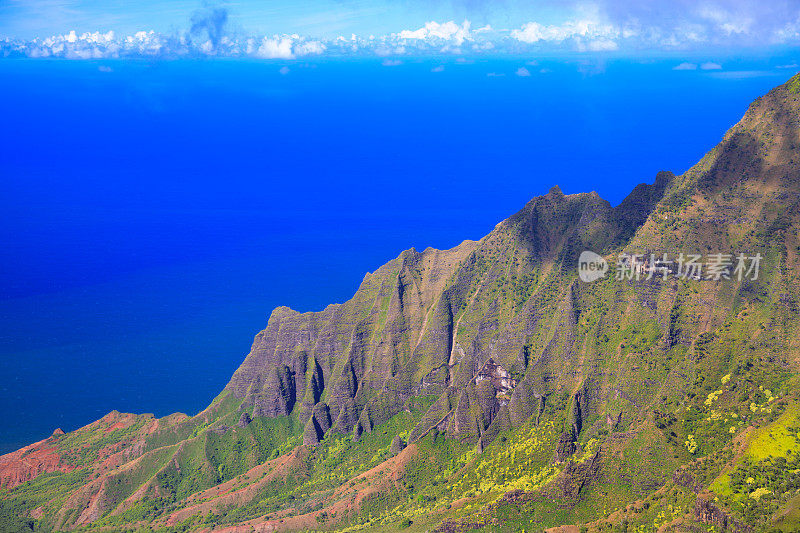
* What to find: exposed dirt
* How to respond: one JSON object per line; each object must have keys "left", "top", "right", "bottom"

{"left": 0, "top": 435, "right": 72, "bottom": 489}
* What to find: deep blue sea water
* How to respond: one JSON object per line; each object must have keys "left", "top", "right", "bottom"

{"left": 0, "top": 55, "right": 793, "bottom": 453}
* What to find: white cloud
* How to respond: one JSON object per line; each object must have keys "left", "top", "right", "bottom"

{"left": 431, "top": 65, "right": 444, "bottom": 72}
{"left": 295, "top": 40, "right": 325, "bottom": 56}
{"left": 513, "top": 22, "right": 563, "bottom": 43}
{"left": 487, "top": 72, "right": 505, "bottom": 77}
{"left": 673, "top": 62, "right": 698, "bottom": 70}
{"left": 777, "top": 63, "right": 799, "bottom": 69}
{"left": 279, "top": 66, "right": 290, "bottom": 75}
{"left": 382, "top": 59, "right": 402, "bottom": 66}
{"left": 6, "top": 3, "right": 800, "bottom": 62}
{"left": 398, "top": 20, "right": 472, "bottom": 46}
{"left": 512, "top": 19, "right": 618, "bottom": 44}
{"left": 257, "top": 37, "right": 294, "bottom": 59}
{"left": 622, "top": 27, "right": 639, "bottom": 39}
{"left": 511, "top": 18, "right": 622, "bottom": 52}
{"left": 515, "top": 67, "right": 531, "bottom": 77}
{"left": 700, "top": 62, "right": 722, "bottom": 70}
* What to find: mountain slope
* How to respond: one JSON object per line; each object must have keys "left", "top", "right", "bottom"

{"left": 2, "top": 73, "right": 800, "bottom": 533}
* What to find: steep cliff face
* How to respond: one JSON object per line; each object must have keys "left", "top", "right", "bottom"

{"left": 225, "top": 177, "right": 672, "bottom": 448}
{"left": 3, "top": 74, "right": 800, "bottom": 533}
{"left": 225, "top": 241, "right": 480, "bottom": 439}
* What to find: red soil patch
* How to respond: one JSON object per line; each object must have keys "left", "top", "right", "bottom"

{"left": 0, "top": 436, "right": 72, "bottom": 489}
{"left": 105, "top": 421, "right": 129, "bottom": 433}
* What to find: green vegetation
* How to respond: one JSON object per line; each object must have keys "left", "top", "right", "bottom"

{"left": 787, "top": 73, "right": 800, "bottom": 94}
{"left": 709, "top": 403, "right": 800, "bottom": 529}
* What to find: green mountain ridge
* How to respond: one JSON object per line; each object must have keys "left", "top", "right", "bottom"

{"left": 2, "top": 74, "right": 800, "bottom": 533}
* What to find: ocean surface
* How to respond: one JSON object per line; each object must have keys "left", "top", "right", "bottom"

{"left": 0, "top": 55, "right": 793, "bottom": 453}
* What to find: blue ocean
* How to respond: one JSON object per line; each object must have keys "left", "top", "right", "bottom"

{"left": 0, "top": 55, "right": 792, "bottom": 453}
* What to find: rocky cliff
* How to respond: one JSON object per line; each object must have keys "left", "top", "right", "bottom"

{"left": 226, "top": 172, "right": 673, "bottom": 452}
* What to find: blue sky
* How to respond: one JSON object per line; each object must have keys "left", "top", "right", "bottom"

{"left": 2, "top": 0, "right": 800, "bottom": 58}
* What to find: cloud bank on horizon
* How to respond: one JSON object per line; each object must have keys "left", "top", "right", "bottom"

{"left": 2, "top": 0, "right": 800, "bottom": 59}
